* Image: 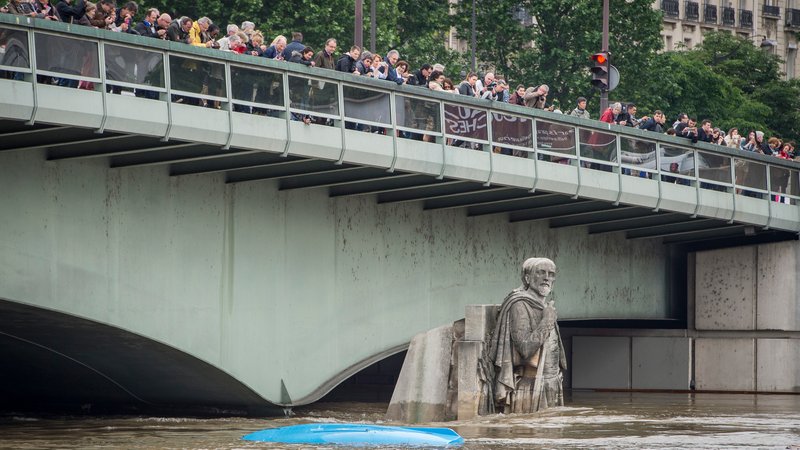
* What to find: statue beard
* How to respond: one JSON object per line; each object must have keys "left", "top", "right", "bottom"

{"left": 533, "top": 284, "right": 551, "bottom": 298}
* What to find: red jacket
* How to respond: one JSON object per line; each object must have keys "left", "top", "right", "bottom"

{"left": 599, "top": 108, "right": 615, "bottom": 124}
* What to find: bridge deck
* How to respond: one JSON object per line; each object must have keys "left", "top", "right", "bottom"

{"left": 1, "top": 16, "right": 799, "bottom": 242}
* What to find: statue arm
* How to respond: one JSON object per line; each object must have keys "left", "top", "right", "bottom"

{"left": 508, "top": 302, "right": 549, "bottom": 359}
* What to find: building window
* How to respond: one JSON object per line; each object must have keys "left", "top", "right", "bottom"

{"left": 788, "top": 47, "right": 798, "bottom": 79}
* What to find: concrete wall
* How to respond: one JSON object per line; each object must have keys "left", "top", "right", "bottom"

{"left": 570, "top": 242, "right": 800, "bottom": 394}
{"left": 0, "top": 149, "right": 670, "bottom": 404}
{"left": 693, "top": 242, "right": 800, "bottom": 392}
{"left": 571, "top": 334, "right": 692, "bottom": 391}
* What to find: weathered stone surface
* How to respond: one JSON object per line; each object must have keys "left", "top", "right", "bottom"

{"left": 631, "top": 337, "right": 691, "bottom": 390}
{"left": 457, "top": 340, "right": 482, "bottom": 420}
{"left": 484, "top": 258, "right": 565, "bottom": 414}
{"left": 458, "top": 305, "right": 498, "bottom": 420}
{"left": 757, "top": 242, "right": 799, "bottom": 331}
{"left": 695, "top": 247, "right": 756, "bottom": 330}
{"left": 446, "top": 319, "right": 464, "bottom": 420}
{"left": 386, "top": 324, "right": 454, "bottom": 423}
{"left": 465, "top": 305, "right": 498, "bottom": 342}
{"left": 694, "top": 338, "right": 754, "bottom": 391}
{"left": 572, "top": 336, "right": 631, "bottom": 389}
{"left": 756, "top": 339, "right": 800, "bottom": 392}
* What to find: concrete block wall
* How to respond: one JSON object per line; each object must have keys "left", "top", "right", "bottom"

{"left": 569, "top": 241, "right": 800, "bottom": 394}
{"left": 571, "top": 335, "right": 691, "bottom": 391}
{"left": 694, "top": 241, "right": 800, "bottom": 392}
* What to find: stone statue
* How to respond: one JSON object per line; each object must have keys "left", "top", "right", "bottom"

{"left": 484, "top": 257, "right": 567, "bottom": 413}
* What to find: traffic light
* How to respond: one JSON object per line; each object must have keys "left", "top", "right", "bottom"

{"left": 590, "top": 52, "right": 610, "bottom": 91}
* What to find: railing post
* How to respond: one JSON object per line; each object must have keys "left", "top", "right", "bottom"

{"left": 653, "top": 142, "right": 663, "bottom": 212}
{"left": 691, "top": 150, "right": 702, "bottom": 218}
{"left": 529, "top": 118, "right": 539, "bottom": 193}
{"left": 572, "top": 125, "right": 582, "bottom": 199}
{"left": 281, "top": 71, "right": 292, "bottom": 157}
{"left": 388, "top": 91, "right": 398, "bottom": 173}
{"left": 613, "top": 133, "right": 623, "bottom": 206}
{"left": 161, "top": 52, "right": 173, "bottom": 142}
{"left": 437, "top": 100, "right": 446, "bottom": 180}
{"left": 484, "top": 110, "right": 494, "bottom": 186}
{"left": 26, "top": 29, "right": 38, "bottom": 126}
{"left": 765, "top": 163, "right": 773, "bottom": 230}
{"left": 336, "top": 81, "right": 347, "bottom": 165}
{"left": 222, "top": 62, "right": 234, "bottom": 150}
{"left": 728, "top": 156, "right": 737, "bottom": 224}
{"left": 96, "top": 41, "right": 109, "bottom": 134}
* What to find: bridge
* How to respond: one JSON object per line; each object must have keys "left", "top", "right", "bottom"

{"left": 1, "top": 15, "right": 798, "bottom": 414}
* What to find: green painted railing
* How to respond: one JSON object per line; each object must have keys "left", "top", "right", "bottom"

{"left": 1, "top": 14, "right": 799, "bottom": 219}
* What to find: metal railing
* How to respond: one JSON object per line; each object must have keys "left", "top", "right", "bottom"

{"left": 0, "top": 15, "right": 799, "bottom": 218}
{"left": 685, "top": 1, "right": 701, "bottom": 20}
{"left": 662, "top": 0, "right": 681, "bottom": 17}
{"left": 740, "top": 9, "right": 754, "bottom": 27}
{"left": 722, "top": 6, "right": 736, "bottom": 25}
{"left": 704, "top": 4, "right": 718, "bottom": 23}
{"left": 763, "top": 3, "right": 781, "bottom": 17}
{"left": 787, "top": 8, "right": 800, "bottom": 26}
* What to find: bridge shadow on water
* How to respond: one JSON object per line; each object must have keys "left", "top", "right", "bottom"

{"left": 0, "top": 298, "right": 283, "bottom": 417}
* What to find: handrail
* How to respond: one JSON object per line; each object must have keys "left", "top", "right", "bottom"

{"left": 1, "top": 14, "right": 799, "bottom": 228}
{"left": 0, "top": 15, "right": 796, "bottom": 168}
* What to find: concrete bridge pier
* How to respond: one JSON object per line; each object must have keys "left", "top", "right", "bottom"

{"left": 568, "top": 240, "right": 800, "bottom": 393}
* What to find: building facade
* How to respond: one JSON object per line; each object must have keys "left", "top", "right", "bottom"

{"left": 656, "top": 0, "right": 800, "bottom": 79}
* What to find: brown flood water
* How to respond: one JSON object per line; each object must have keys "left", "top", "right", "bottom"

{"left": 1, "top": 392, "right": 799, "bottom": 449}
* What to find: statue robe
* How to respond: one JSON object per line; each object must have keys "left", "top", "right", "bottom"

{"left": 487, "top": 288, "right": 567, "bottom": 413}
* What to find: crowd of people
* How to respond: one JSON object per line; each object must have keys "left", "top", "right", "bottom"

{"left": 596, "top": 102, "right": 797, "bottom": 162}
{"left": 2, "top": 0, "right": 797, "bottom": 168}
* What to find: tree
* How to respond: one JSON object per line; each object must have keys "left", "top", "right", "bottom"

{"left": 395, "top": 0, "right": 465, "bottom": 74}
{"left": 451, "top": 0, "right": 663, "bottom": 112}
{"left": 691, "top": 31, "right": 781, "bottom": 96}
{"left": 632, "top": 51, "right": 771, "bottom": 134}
{"left": 755, "top": 79, "right": 800, "bottom": 142}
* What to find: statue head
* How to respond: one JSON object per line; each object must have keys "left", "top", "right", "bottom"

{"left": 521, "top": 257, "right": 557, "bottom": 298}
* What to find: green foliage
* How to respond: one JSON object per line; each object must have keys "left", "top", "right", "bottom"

{"left": 754, "top": 79, "right": 800, "bottom": 142}
{"left": 633, "top": 32, "right": 799, "bottom": 142}
{"left": 451, "top": 0, "right": 663, "bottom": 112}
{"left": 395, "top": 0, "right": 466, "bottom": 74}
{"left": 692, "top": 31, "right": 781, "bottom": 95}
{"left": 135, "top": 0, "right": 798, "bottom": 142}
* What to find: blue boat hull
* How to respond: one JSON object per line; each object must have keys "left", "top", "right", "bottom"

{"left": 242, "top": 423, "right": 464, "bottom": 447}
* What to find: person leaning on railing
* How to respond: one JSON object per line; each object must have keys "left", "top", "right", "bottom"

{"left": 189, "top": 17, "right": 216, "bottom": 48}
{"left": 53, "top": 0, "right": 85, "bottom": 24}
{"left": 20, "top": 9, "right": 794, "bottom": 161}
{"left": 166, "top": 16, "right": 192, "bottom": 44}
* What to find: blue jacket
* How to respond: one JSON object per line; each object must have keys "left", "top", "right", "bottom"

{"left": 263, "top": 45, "right": 283, "bottom": 60}
{"left": 282, "top": 40, "right": 304, "bottom": 61}
{"left": 384, "top": 57, "right": 403, "bottom": 85}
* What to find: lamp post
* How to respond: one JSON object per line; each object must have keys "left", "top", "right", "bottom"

{"left": 370, "top": 0, "right": 376, "bottom": 52}
{"left": 754, "top": 34, "right": 777, "bottom": 51}
{"left": 599, "top": 0, "right": 609, "bottom": 114}
{"left": 471, "top": 0, "right": 476, "bottom": 72}
{"left": 355, "top": 0, "right": 363, "bottom": 48}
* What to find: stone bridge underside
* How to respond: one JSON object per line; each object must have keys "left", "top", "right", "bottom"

{"left": 1, "top": 17, "right": 798, "bottom": 413}
{"left": 0, "top": 119, "right": 794, "bottom": 413}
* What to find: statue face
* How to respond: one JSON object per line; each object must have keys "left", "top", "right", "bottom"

{"left": 529, "top": 261, "right": 556, "bottom": 297}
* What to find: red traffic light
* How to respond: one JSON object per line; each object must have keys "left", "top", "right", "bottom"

{"left": 590, "top": 52, "right": 610, "bottom": 91}
{"left": 591, "top": 53, "right": 608, "bottom": 64}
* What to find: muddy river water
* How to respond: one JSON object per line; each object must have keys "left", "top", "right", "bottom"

{"left": 2, "top": 392, "right": 799, "bottom": 449}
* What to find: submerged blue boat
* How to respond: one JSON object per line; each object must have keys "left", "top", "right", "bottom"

{"left": 242, "top": 423, "right": 464, "bottom": 447}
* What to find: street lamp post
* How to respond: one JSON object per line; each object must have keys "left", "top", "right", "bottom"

{"left": 355, "top": 0, "right": 363, "bottom": 49}
{"left": 370, "top": 0, "right": 376, "bottom": 52}
{"left": 471, "top": 0, "right": 476, "bottom": 72}
{"left": 600, "top": 0, "right": 609, "bottom": 114}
